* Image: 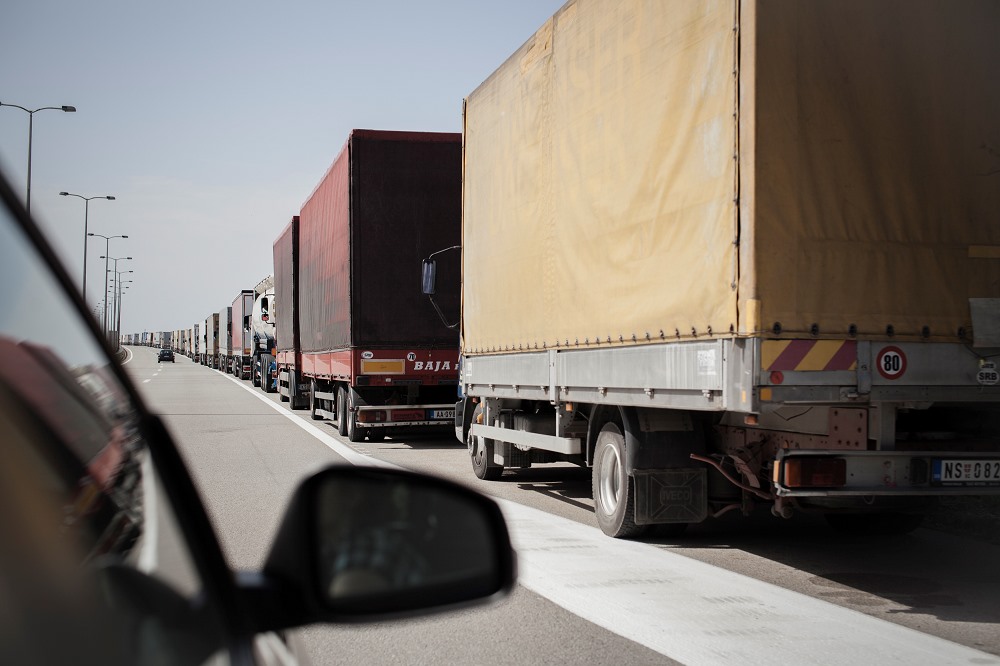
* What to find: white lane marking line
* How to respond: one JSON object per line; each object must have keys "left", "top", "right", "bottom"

{"left": 218, "top": 372, "right": 998, "bottom": 664}
{"left": 121, "top": 347, "right": 133, "bottom": 365}
{"left": 143, "top": 379, "right": 151, "bottom": 383}
{"left": 137, "top": 452, "right": 159, "bottom": 573}
{"left": 499, "top": 499, "right": 998, "bottom": 666}
{"left": 221, "top": 374, "right": 396, "bottom": 469}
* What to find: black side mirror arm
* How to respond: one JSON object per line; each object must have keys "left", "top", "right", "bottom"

{"left": 421, "top": 246, "right": 460, "bottom": 330}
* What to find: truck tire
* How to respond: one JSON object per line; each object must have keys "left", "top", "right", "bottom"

{"left": 592, "top": 423, "right": 646, "bottom": 538}
{"left": 336, "top": 386, "right": 349, "bottom": 437}
{"left": 309, "top": 380, "right": 321, "bottom": 420}
{"left": 468, "top": 404, "right": 502, "bottom": 481}
{"left": 345, "top": 394, "right": 364, "bottom": 443}
{"left": 289, "top": 370, "right": 306, "bottom": 410}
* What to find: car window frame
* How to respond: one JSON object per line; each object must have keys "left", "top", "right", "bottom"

{"left": 0, "top": 171, "right": 257, "bottom": 650}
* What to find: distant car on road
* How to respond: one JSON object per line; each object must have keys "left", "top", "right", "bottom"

{"left": 157, "top": 348, "right": 175, "bottom": 363}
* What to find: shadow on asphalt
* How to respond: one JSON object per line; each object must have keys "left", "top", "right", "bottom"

{"left": 371, "top": 433, "right": 466, "bottom": 451}
{"left": 645, "top": 506, "right": 1000, "bottom": 630}
{"left": 358, "top": 441, "right": 1000, "bottom": 636}
{"left": 479, "top": 465, "right": 1000, "bottom": 632}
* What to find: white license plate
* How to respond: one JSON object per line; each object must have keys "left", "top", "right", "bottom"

{"left": 932, "top": 459, "right": 1000, "bottom": 485}
{"left": 431, "top": 409, "right": 455, "bottom": 420}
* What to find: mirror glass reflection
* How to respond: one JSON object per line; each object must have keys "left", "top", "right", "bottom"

{"left": 316, "top": 472, "right": 501, "bottom": 609}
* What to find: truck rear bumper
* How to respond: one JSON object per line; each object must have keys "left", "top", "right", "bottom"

{"left": 355, "top": 403, "right": 455, "bottom": 429}
{"left": 773, "top": 449, "right": 1000, "bottom": 497}
{"left": 364, "top": 421, "right": 453, "bottom": 429}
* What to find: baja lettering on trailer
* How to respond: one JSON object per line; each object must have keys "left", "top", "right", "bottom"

{"left": 413, "top": 360, "right": 453, "bottom": 371}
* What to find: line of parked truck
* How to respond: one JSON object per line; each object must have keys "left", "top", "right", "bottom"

{"left": 127, "top": 283, "right": 269, "bottom": 384}
{"left": 127, "top": 0, "right": 1000, "bottom": 539}
{"left": 132, "top": 129, "right": 462, "bottom": 444}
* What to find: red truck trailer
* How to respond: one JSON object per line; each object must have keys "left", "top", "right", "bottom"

{"left": 274, "top": 216, "right": 307, "bottom": 407}
{"left": 275, "top": 129, "right": 462, "bottom": 442}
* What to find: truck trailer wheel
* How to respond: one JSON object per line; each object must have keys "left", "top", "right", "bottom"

{"left": 592, "top": 423, "right": 646, "bottom": 538}
{"left": 468, "top": 405, "right": 502, "bottom": 481}
{"left": 335, "top": 386, "right": 349, "bottom": 436}
{"left": 344, "top": 392, "right": 363, "bottom": 443}
{"left": 289, "top": 370, "right": 306, "bottom": 410}
{"left": 309, "top": 380, "right": 322, "bottom": 420}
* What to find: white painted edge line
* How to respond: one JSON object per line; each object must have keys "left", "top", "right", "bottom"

{"left": 217, "top": 369, "right": 998, "bottom": 665}
{"left": 121, "top": 346, "right": 133, "bottom": 365}
{"left": 497, "top": 499, "right": 998, "bottom": 666}
{"left": 220, "top": 373, "right": 397, "bottom": 469}
{"left": 253, "top": 631, "right": 299, "bottom": 666}
{"left": 137, "top": 452, "right": 159, "bottom": 574}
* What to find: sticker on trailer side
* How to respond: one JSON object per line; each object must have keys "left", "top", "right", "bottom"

{"left": 876, "top": 346, "right": 907, "bottom": 380}
{"left": 978, "top": 361, "right": 999, "bottom": 386}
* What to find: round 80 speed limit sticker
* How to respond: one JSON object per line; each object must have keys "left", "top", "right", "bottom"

{"left": 876, "top": 346, "right": 907, "bottom": 380}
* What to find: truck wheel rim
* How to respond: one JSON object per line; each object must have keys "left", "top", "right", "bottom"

{"left": 597, "top": 444, "right": 622, "bottom": 513}
{"left": 469, "top": 433, "right": 483, "bottom": 463}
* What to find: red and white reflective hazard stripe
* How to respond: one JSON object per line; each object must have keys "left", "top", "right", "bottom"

{"left": 761, "top": 340, "right": 857, "bottom": 372}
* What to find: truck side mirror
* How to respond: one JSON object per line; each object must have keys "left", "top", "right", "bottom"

{"left": 244, "top": 315, "right": 251, "bottom": 332}
{"left": 421, "top": 259, "right": 437, "bottom": 296}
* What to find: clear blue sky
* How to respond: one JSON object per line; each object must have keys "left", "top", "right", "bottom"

{"left": 0, "top": 0, "right": 564, "bottom": 335}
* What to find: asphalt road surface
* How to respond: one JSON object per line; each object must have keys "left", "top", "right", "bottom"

{"left": 126, "top": 347, "right": 1000, "bottom": 665}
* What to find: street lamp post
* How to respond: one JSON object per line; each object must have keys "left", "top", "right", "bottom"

{"left": 0, "top": 101, "right": 76, "bottom": 216}
{"left": 106, "top": 261, "right": 132, "bottom": 342}
{"left": 109, "top": 268, "right": 133, "bottom": 339}
{"left": 61, "top": 191, "right": 115, "bottom": 301}
{"left": 115, "top": 278, "right": 133, "bottom": 347}
{"left": 92, "top": 237, "right": 128, "bottom": 334}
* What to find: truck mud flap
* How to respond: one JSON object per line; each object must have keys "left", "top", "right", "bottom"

{"left": 633, "top": 468, "right": 708, "bottom": 525}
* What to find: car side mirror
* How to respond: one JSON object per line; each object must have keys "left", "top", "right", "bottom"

{"left": 421, "top": 259, "right": 437, "bottom": 296}
{"left": 250, "top": 465, "right": 516, "bottom": 630}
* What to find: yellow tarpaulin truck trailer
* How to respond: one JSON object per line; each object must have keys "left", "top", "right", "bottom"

{"left": 427, "top": 0, "right": 1000, "bottom": 537}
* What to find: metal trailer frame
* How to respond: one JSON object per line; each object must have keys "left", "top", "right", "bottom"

{"left": 463, "top": 338, "right": 1000, "bottom": 502}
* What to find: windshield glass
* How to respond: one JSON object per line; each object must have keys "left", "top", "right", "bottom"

{"left": 0, "top": 189, "right": 223, "bottom": 664}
